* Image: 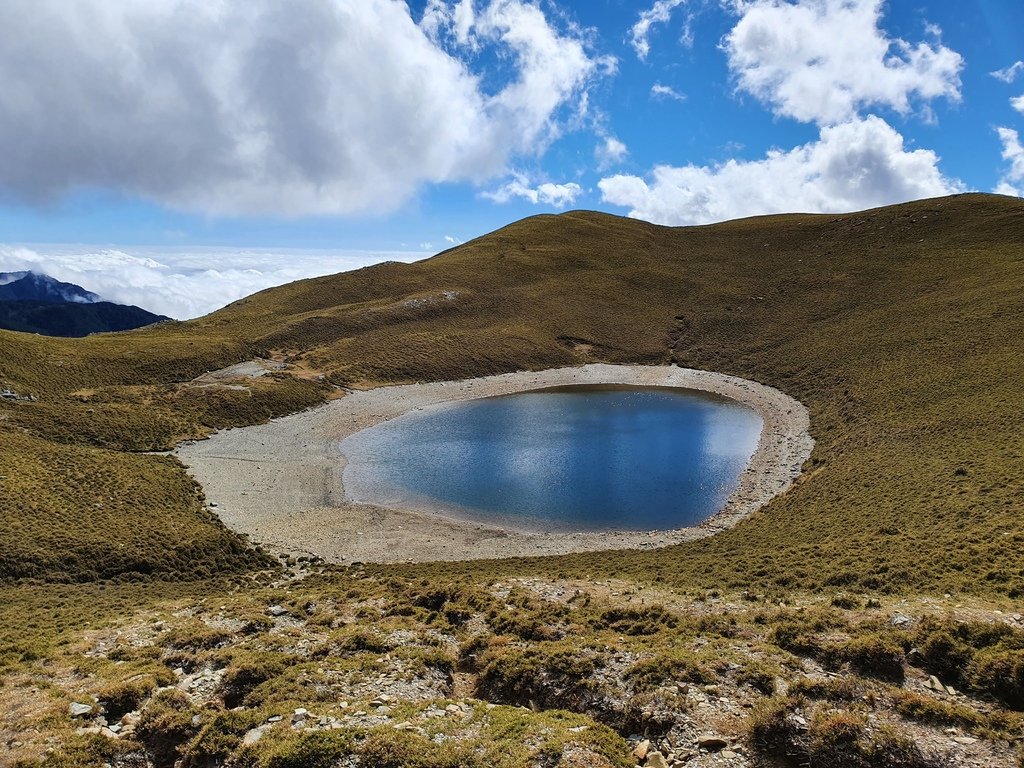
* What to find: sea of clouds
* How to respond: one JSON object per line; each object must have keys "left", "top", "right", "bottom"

{"left": 0, "top": 245, "right": 427, "bottom": 320}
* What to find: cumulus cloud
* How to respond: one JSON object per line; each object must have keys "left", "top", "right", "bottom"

{"left": 484, "top": 174, "right": 582, "bottom": 206}
{"left": 994, "top": 127, "right": 1024, "bottom": 197}
{"left": 0, "top": 245, "right": 425, "bottom": 320}
{"left": 991, "top": 61, "right": 1024, "bottom": 83}
{"left": 595, "top": 136, "right": 629, "bottom": 168}
{"left": 630, "top": 0, "right": 688, "bottom": 60}
{"left": 1012, "top": 95, "right": 1024, "bottom": 115}
{"left": 723, "top": 0, "right": 963, "bottom": 125}
{"left": 0, "top": 0, "right": 608, "bottom": 217}
{"left": 651, "top": 83, "right": 686, "bottom": 102}
{"left": 598, "top": 115, "right": 964, "bottom": 225}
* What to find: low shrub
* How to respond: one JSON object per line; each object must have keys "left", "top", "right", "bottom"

{"left": 826, "top": 634, "right": 905, "bottom": 681}
{"left": 97, "top": 675, "right": 159, "bottom": 720}
{"left": 625, "top": 653, "right": 717, "bottom": 693}
{"left": 971, "top": 648, "right": 1024, "bottom": 710}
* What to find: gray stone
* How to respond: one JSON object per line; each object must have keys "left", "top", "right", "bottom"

{"left": 69, "top": 702, "right": 93, "bottom": 718}
{"left": 242, "top": 728, "right": 265, "bottom": 746}
{"left": 698, "top": 734, "right": 729, "bottom": 751}
{"left": 927, "top": 675, "right": 946, "bottom": 693}
{"left": 645, "top": 752, "right": 669, "bottom": 768}
{"left": 267, "top": 605, "right": 289, "bottom": 617}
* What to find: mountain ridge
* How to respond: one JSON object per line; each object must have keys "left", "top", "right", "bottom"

{"left": 0, "top": 270, "right": 101, "bottom": 303}
{"left": 0, "top": 270, "right": 167, "bottom": 336}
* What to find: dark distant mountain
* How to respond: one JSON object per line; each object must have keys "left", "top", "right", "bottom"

{"left": 0, "top": 271, "right": 101, "bottom": 303}
{"left": 0, "top": 300, "right": 167, "bottom": 337}
{"left": 0, "top": 271, "right": 167, "bottom": 336}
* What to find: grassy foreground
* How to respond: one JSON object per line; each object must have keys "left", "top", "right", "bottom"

{"left": 1, "top": 193, "right": 1023, "bottom": 766}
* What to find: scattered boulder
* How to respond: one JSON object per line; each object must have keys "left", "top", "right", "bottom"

{"left": 633, "top": 739, "right": 651, "bottom": 760}
{"left": 926, "top": 675, "right": 949, "bottom": 694}
{"left": 267, "top": 605, "right": 289, "bottom": 617}
{"left": 697, "top": 734, "right": 729, "bottom": 751}
{"left": 69, "top": 702, "right": 93, "bottom": 718}
{"left": 242, "top": 727, "right": 265, "bottom": 746}
{"left": 645, "top": 752, "right": 669, "bottom": 768}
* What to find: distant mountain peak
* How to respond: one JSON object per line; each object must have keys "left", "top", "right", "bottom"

{"left": 0, "top": 270, "right": 169, "bottom": 337}
{"left": 0, "top": 271, "right": 101, "bottom": 304}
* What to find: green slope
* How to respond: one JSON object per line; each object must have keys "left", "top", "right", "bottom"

{"left": 0, "top": 192, "right": 1021, "bottom": 591}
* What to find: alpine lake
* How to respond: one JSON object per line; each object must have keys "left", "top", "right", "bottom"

{"left": 340, "top": 385, "right": 763, "bottom": 533}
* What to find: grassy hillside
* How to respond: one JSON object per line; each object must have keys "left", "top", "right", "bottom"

{"left": 1, "top": 192, "right": 1021, "bottom": 591}
{"left": 2, "top": 193, "right": 1024, "bottom": 766}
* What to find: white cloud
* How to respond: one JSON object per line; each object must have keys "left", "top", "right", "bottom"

{"left": 995, "top": 127, "right": 1024, "bottom": 196}
{"left": 0, "top": 0, "right": 608, "bottom": 217}
{"left": 444, "top": 235, "right": 462, "bottom": 245}
{"left": 595, "top": 136, "right": 629, "bottom": 168}
{"left": 598, "top": 115, "right": 964, "bottom": 225}
{"left": 630, "top": 0, "right": 687, "bottom": 60}
{"left": 651, "top": 83, "right": 686, "bottom": 102}
{"left": 0, "top": 245, "right": 425, "bottom": 320}
{"left": 991, "top": 61, "right": 1024, "bottom": 84}
{"left": 723, "top": 0, "right": 963, "bottom": 125}
{"left": 1012, "top": 95, "right": 1024, "bottom": 115}
{"left": 484, "top": 174, "right": 582, "bottom": 207}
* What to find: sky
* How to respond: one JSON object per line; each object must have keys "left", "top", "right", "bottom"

{"left": 0, "top": 0, "right": 1022, "bottom": 318}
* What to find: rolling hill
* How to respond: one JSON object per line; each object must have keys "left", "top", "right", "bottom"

{"left": 2, "top": 192, "right": 1024, "bottom": 767}
{"left": 1, "top": 192, "right": 1021, "bottom": 590}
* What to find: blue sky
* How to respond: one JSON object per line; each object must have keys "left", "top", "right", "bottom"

{"left": 0, "top": 0, "right": 1021, "bottom": 317}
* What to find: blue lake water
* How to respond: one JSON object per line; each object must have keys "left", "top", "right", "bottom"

{"left": 340, "top": 386, "right": 762, "bottom": 532}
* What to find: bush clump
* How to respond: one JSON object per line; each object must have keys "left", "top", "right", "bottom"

{"left": 98, "top": 675, "right": 159, "bottom": 720}
{"left": 825, "top": 634, "right": 905, "bottom": 681}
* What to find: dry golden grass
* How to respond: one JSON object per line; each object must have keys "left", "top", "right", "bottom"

{"left": 0, "top": 192, "right": 1021, "bottom": 598}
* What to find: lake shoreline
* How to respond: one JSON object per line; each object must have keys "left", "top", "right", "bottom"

{"left": 175, "top": 364, "right": 814, "bottom": 564}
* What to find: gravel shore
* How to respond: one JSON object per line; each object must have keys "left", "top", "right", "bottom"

{"left": 174, "top": 364, "right": 813, "bottom": 563}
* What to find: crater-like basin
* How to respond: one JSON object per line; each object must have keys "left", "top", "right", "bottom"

{"left": 175, "top": 364, "right": 814, "bottom": 563}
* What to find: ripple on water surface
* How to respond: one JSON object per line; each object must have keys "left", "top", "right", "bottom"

{"left": 340, "top": 385, "right": 762, "bottom": 533}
